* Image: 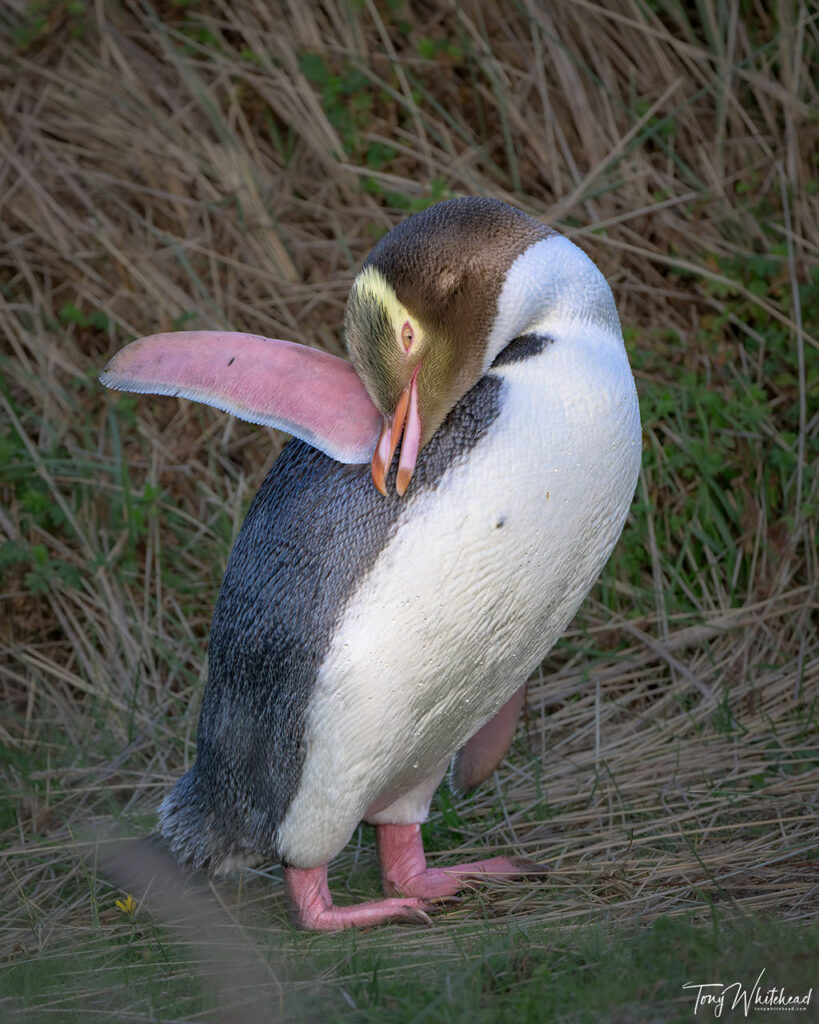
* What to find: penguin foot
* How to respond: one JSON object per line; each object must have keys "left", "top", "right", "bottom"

{"left": 377, "top": 823, "right": 548, "bottom": 899}
{"left": 284, "top": 864, "right": 433, "bottom": 931}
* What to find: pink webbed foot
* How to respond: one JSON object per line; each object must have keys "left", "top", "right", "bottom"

{"left": 284, "top": 863, "right": 432, "bottom": 931}
{"left": 376, "top": 823, "right": 548, "bottom": 899}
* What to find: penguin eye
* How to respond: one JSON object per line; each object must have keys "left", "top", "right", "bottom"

{"left": 401, "top": 321, "right": 414, "bottom": 351}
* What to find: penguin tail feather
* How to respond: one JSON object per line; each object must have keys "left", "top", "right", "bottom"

{"left": 156, "top": 767, "right": 224, "bottom": 871}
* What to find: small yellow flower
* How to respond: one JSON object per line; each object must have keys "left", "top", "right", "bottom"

{"left": 115, "top": 893, "right": 137, "bottom": 917}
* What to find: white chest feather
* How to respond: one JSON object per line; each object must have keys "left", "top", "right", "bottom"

{"left": 277, "top": 236, "right": 641, "bottom": 866}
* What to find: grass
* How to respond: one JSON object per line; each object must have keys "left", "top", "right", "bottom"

{"left": 1, "top": 0, "right": 817, "bottom": 1020}
{"left": 4, "top": 911, "right": 818, "bottom": 1023}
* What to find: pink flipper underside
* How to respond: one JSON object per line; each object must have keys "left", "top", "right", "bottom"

{"left": 450, "top": 684, "right": 528, "bottom": 795}
{"left": 377, "top": 823, "right": 548, "bottom": 899}
{"left": 99, "top": 331, "right": 382, "bottom": 464}
{"left": 284, "top": 864, "right": 432, "bottom": 930}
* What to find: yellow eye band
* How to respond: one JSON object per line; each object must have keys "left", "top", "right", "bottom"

{"left": 351, "top": 267, "right": 410, "bottom": 331}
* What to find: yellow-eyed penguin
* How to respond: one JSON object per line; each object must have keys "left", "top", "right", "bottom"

{"left": 100, "top": 197, "right": 641, "bottom": 929}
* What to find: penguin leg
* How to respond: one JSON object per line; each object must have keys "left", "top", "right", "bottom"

{"left": 376, "top": 823, "right": 547, "bottom": 899}
{"left": 283, "top": 863, "right": 432, "bottom": 930}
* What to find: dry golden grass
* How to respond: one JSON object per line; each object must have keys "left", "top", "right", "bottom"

{"left": 0, "top": 0, "right": 817, "bottom": 1018}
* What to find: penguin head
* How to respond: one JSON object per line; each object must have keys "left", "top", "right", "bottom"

{"left": 344, "top": 197, "right": 549, "bottom": 494}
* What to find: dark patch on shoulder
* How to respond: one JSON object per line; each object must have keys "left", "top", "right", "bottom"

{"left": 159, "top": 373, "right": 505, "bottom": 869}
{"left": 491, "top": 332, "right": 554, "bottom": 367}
{"left": 227, "top": 356, "right": 235, "bottom": 366}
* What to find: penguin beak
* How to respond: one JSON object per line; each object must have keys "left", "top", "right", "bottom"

{"left": 371, "top": 364, "right": 421, "bottom": 497}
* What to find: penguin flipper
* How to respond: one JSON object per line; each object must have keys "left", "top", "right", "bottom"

{"left": 450, "top": 684, "right": 527, "bottom": 795}
{"left": 100, "top": 330, "right": 382, "bottom": 463}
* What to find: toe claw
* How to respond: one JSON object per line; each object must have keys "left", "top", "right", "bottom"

{"left": 508, "top": 857, "right": 550, "bottom": 877}
{"left": 406, "top": 906, "right": 434, "bottom": 925}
